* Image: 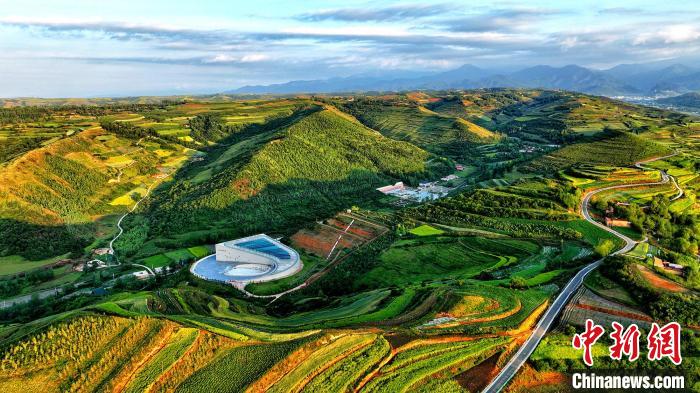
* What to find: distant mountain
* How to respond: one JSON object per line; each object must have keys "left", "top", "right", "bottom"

{"left": 228, "top": 62, "right": 700, "bottom": 96}
{"left": 603, "top": 63, "right": 699, "bottom": 93}
{"left": 649, "top": 71, "right": 700, "bottom": 95}
{"left": 656, "top": 92, "right": 700, "bottom": 109}
{"left": 507, "top": 65, "right": 640, "bottom": 95}
{"left": 233, "top": 65, "right": 500, "bottom": 94}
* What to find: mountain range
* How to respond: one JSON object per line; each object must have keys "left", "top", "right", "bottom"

{"left": 230, "top": 63, "right": 700, "bottom": 97}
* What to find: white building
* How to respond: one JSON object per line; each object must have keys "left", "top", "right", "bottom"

{"left": 191, "top": 234, "right": 302, "bottom": 285}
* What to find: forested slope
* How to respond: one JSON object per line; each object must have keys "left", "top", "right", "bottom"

{"left": 123, "top": 107, "right": 435, "bottom": 257}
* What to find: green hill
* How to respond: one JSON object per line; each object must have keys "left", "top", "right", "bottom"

{"left": 342, "top": 99, "right": 500, "bottom": 153}
{"left": 124, "top": 106, "right": 433, "bottom": 257}
{"left": 526, "top": 130, "right": 670, "bottom": 172}
{"left": 0, "top": 128, "right": 193, "bottom": 260}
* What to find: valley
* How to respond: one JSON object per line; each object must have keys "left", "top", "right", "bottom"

{"left": 1, "top": 89, "right": 699, "bottom": 392}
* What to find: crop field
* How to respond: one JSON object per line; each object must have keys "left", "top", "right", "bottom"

{"left": 583, "top": 269, "right": 637, "bottom": 305}
{"left": 290, "top": 212, "right": 387, "bottom": 259}
{"left": 428, "top": 285, "right": 552, "bottom": 332}
{"left": 358, "top": 236, "right": 540, "bottom": 288}
{"left": 177, "top": 340, "right": 305, "bottom": 393}
{"left": 562, "top": 165, "right": 662, "bottom": 191}
{"left": 344, "top": 102, "right": 496, "bottom": 149}
{"left": 0, "top": 254, "right": 70, "bottom": 276}
{"left": 248, "top": 332, "right": 515, "bottom": 393}
{"left": 592, "top": 182, "right": 677, "bottom": 205}
{"left": 207, "top": 288, "right": 424, "bottom": 330}
{"left": 363, "top": 337, "right": 509, "bottom": 392}
{"left": 561, "top": 288, "right": 652, "bottom": 328}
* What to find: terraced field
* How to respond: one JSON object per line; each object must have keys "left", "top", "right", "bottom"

{"left": 3, "top": 90, "right": 700, "bottom": 393}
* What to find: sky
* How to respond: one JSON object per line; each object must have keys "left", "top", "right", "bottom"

{"left": 1, "top": 0, "right": 700, "bottom": 97}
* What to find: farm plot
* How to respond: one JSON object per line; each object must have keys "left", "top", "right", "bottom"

{"left": 359, "top": 236, "right": 538, "bottom": 288}
{"left": 362, "top": 337, "right": 509, "bottom": 392}
{"left": 560, "top": 287, "right": 652, "bottom": 329}
{"left": 122, "top": 327, "right": 199, "bottom": 393}
{"left": 302, "top": 336, "right": 390, "bottom": 393}
{"left": 177, "top": 339, "right": 307, "bottom": 393}
{"left": 0, "top": 316, "right": 187, "bottom": 393}
{"left": 210, "top": 288, "right": 418, "bottom": 330}
{"left": 290, "top": 212, "right": 387, "bottom": 259}
{"left": 265, "top": 333, "right": 377, "bottom": 393}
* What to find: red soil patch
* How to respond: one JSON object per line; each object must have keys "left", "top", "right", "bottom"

{"left": 456, "top": 352, "right": 501, "bottom": 392}
{"left": 505, "top": 364, "right": 568, "bottom": 393}
{"left": 290, "top": 227, "right": 355, "bottom": 257}
{"left": 637, "top": 265, "right": 688, "bottom": 293}
{"left": 326, "top": 218, "right": 375, "bottom": 239}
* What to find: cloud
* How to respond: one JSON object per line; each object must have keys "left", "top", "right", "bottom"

{"left": 296, "top": 3, "right": 452, "bottom": 22}
{"left": 634, "top": 24, "right": 700, "bottom": 45}
{"left": 205, "top": 53, "right": 269, "bottom": 63}
{"left": 597, "top": 7, "right": 645, "bottom": 16}
{"left": 0, "top": 17, "right": 244, "bottom": 45}
{"left": 440, "top": 8, "right": 565, "bottom": 33}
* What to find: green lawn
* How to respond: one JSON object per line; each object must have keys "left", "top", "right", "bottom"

{"left": 409, "top": 224, "right": 445, "bottom": 236}
{"left": 525, "top": 269, "right": 565, "bottom": 286}
{"left": 164, "top": 248, "right": 196, "bottom": 262}
{"left": 0, "top": 254, "right": 70, "bottom": 276}
{"left": 626, "top": 242, "right": 649, "bottom": 259}
{"left": 187, "top": 245, "right": 212, "bottom": 258}
{"left": 143, "top": 254, "right": 173, "bottom": 268}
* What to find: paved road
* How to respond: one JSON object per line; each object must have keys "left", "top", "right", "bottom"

{"left": 482, "top": 155, "right": 677, "bottom": 393}
{"left": 0, "top": 287, "right": 63, "bottom": 308}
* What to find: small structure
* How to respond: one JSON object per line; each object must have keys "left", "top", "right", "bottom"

{"left": 665, "top": 262, "right": 685, "bottom": 272}
{"left": 92, "top": 248, "right": 113, "bottom": 256}
{"left": 92, "top": 287, "right": 108, "bottom": 296}
{"left": 653, "top": 257, "right": 685, "bottom": 274}
{"left": 132, "top": 270, "right": 151, "bottom": 280}
{"left": 455, "top": 164, "right": 465, "bottom": 171}
{"left": 653, "top": 256, "right": 665, "bottom": 268}
{"left": 518, "top": 146, "right": 538, "bottom": 153}
{"left": 441, "top": 174, "right": 459, "bottom": 181}
{"left": 376, "top": 182, "right": 405, "bottom": 194}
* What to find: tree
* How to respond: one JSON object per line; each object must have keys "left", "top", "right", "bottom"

{"left": 594, "top": 239, "right": 615, "bottom": 257}
{"left": 510, "top": 276, "right": 527, "bottom": 289}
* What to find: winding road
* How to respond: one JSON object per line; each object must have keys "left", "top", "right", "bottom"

{"left": 482, "top": 154, "right": 681, "bottom": 393}
{"left": 109, "top": 178, "right": 164, "bottom": 261}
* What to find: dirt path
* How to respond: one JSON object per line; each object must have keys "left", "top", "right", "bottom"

{"left": 636, "top": 264, "right": 689, "bottom": 293}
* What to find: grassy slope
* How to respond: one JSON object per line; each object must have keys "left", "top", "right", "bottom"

{"left": 0, "top": 128, "right": 191, "bottom": 260}
{"left": 527, "top": 130, "right": 670, "bottom": 172}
